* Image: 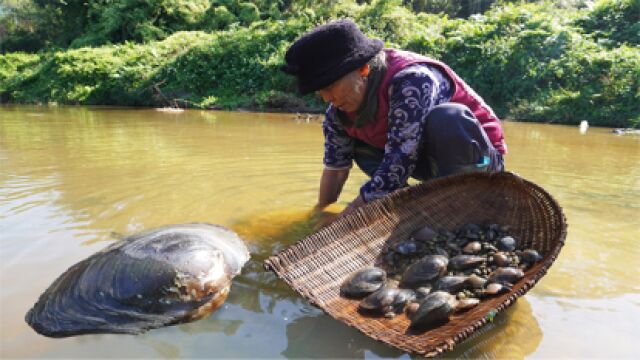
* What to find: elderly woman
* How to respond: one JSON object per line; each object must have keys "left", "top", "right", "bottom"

{"left": 281, "top": 19, "right": 506, "bottom": 218}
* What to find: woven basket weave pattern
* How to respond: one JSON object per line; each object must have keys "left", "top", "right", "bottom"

{"left": 265, "top": 172, "right": 566, "bottom": 356}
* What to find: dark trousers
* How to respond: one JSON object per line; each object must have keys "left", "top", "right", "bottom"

{"left": 354, "top": 103, "right": 504, "bottom": 181}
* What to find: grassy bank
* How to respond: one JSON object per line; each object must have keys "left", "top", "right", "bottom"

{"left": 1, "top": 0, "right": 638, "bottom": 127}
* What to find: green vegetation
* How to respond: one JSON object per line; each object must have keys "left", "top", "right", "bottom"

{"left": 1, "top": 0, "right": 638, "bottom": 127}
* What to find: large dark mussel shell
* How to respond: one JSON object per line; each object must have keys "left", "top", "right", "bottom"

{"left": 359, "top": 288, "right": 415, "bottom": 317}
{"left": 400, "top": 255, "right": 448, "bottom": 288}
{"left": 25, "top": 223, "right": 250, "bottom": 337}
{"left": 409, "top": 291, "right": 457, "bottom": 329}
{"left": 340, "top": 267, "right": 386, "bottom": 298}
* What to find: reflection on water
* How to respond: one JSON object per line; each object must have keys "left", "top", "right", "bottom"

{"left": 447, "top": 299, "right": 541, "bottom": 359}
{"left": 1, "top": 105, "right": 638, "bottom": 358}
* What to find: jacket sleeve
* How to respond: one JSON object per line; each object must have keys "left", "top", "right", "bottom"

{"left": 359, "top": 65, "right": 453, "bottom": 202}
{"left": 323, "top": 105, "right": 354, "bottom": 169}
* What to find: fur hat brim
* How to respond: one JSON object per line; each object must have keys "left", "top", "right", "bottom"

{"left": 282, "top": 19, "right": 384, "bottom": 95}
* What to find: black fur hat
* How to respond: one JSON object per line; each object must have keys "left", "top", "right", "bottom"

{"left": 281, "top": 19, "right": 383, "bottom": 95}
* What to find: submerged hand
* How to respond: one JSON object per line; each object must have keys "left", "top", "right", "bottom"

{"left": 310, "top": 204, "right": 339, "bottom": 230}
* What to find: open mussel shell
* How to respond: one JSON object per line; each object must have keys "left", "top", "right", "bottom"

{"left": 25, "top": 223, "right": 250, "bottom": 338}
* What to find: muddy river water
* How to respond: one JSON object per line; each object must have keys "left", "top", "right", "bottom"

{"left": 1, "top": 105, "right": 638, "bottom": 358}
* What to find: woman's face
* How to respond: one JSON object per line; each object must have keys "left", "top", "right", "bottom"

{"left": 317, "top": 68, "right": 367, "bottom": 113}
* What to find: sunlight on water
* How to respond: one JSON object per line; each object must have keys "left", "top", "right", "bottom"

{"left": 1, "top": 105, "right": 638, "bottom": 358}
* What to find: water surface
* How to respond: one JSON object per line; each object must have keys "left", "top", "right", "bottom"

{"left": 1, "top": 105, "right": 638, "bottom": 358}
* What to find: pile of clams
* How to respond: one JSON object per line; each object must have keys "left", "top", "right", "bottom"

{"left": 340, "top": 223, "right": 543, "bottom": 330}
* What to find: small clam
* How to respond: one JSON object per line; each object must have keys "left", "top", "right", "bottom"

{"left": 395, "top": 240, "right": 418, "bottom": 255}
{"left": 491, "top": 252, "right": 510, "bottom": 267}
{"left": 466, "top": 274, "right": 487, "bottom": 289}
{"left": 463, "top": 241, "right": 482, "bottom": 254}
{"left": 449, "top": 255, "right": 486, "bottom": 271}
{"left": 520, "top": 249, "right": 543, "bottom": 264}
{"left": 359, "top": 288, "right": 415, "bottom": 318}
{"left": 488, "top": 267, "right": 524, "bottom": 284}
{"left": 497, "top": 236, "right": 517, "bottom": 252}
{"left": 456, "top": 298, "right": 480, "bottom": 310}
{"left": 400, "top": 255, "right": 448, "bottom": 288}
{"left": 410, "top": 291, "right": 457, "bottom": 329}
{"left": 413, "top": 225, "right": 437, "bottom": 242}
{"left": 340, "top": 267, "right": 386, "bottom": 298}
{"left": 483, "top": 243, "right": 498, "bottom": 253}
{"left": 484, "top": 282, "right": 512, "bottom": 296}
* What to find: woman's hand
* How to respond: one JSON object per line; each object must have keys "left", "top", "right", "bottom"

{"left": 310, "top": 204, "right": 339, "bottom": 230}
{"left": 311, "top": 195, "right": 365, "bottom": 230}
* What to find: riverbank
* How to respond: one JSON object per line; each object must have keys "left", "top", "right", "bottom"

{"left": 1, "top": 1, "right": 638, "bottom": 127}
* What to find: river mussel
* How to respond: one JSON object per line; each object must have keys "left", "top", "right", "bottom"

{"left": 25, "top": 223, "right": 250, "bottom": 337}
{"left": 340, "top": 267, "right": 387, "bottom": 298}
{"left": 340, "top": 223, "right": 544, "bottom": 330}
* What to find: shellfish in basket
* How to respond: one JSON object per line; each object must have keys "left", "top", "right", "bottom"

{"left": 26, "top": 223, "right": 250, "bottom": 337}
{"left": 341, "top": 223, "right": 545, "bottom": 327}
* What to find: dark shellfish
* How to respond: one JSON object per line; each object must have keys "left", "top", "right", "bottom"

{"left": 462, "top": 241, "right": 482, "bottom": 254}
{"left": 466, "top": 274, "right": 487, "bottom": 289}
{"left": 25, "top": 223, "right": 250, "bottom": 337}
{"left": 497, "top": 236, "right": 517, "bottom": 252}
{"left": 340, "top": 267, "right": 386, "bottom": 298}
{"left": 483, "top": 282, "right": 512, "bottom": 296}
{"left": 491, "top": 252, "right": 511, "bottom": 267}
{"left": 432, "top": 276, "right": 469, "bottom": 294}
{"left": 395, "top": 240, "right": 418, "bottom": 255}
{"left": 520, "top": 249, "right": 543, "bottom": 264}
{"left": 448, "top": 255, "right": 485, "bottom": 271}
{"left": 410, "top": 291, "right": 457, "bottom": 329}
{"left": 359, "top": 288, "right": 415, "bottom": 318}
{"left": 400, "top": 255, "right": 448, "bottom": 288}
{"left": 488, "top": 267, "right": 525, "bottom": 284}
{"left": 413, "top": 225, "right": 437, "bottom": 242}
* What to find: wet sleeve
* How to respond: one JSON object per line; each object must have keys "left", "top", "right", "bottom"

{"left": 323, "top": 106, "right": 354, "bottom": 169}
{"left": 359, "top": 66, "right": 451, "bottom": 202}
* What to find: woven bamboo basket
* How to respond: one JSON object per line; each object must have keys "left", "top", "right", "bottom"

{"left": 264, "top": 171, "right": 567, "bottom": 357}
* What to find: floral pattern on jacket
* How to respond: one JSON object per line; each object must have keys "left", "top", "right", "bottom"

{"left": 323, "top": 64, "right": 454, "bottom": 202}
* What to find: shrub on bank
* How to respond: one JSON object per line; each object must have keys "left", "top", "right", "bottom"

{"left": 574, "top": 0, "right": 640, "bottom": 48}
{"left": 0, "top": 1, "right": 638, "bottom": 127}
{"left": 404, "top": 2, "right": 639, "bottom": 127}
